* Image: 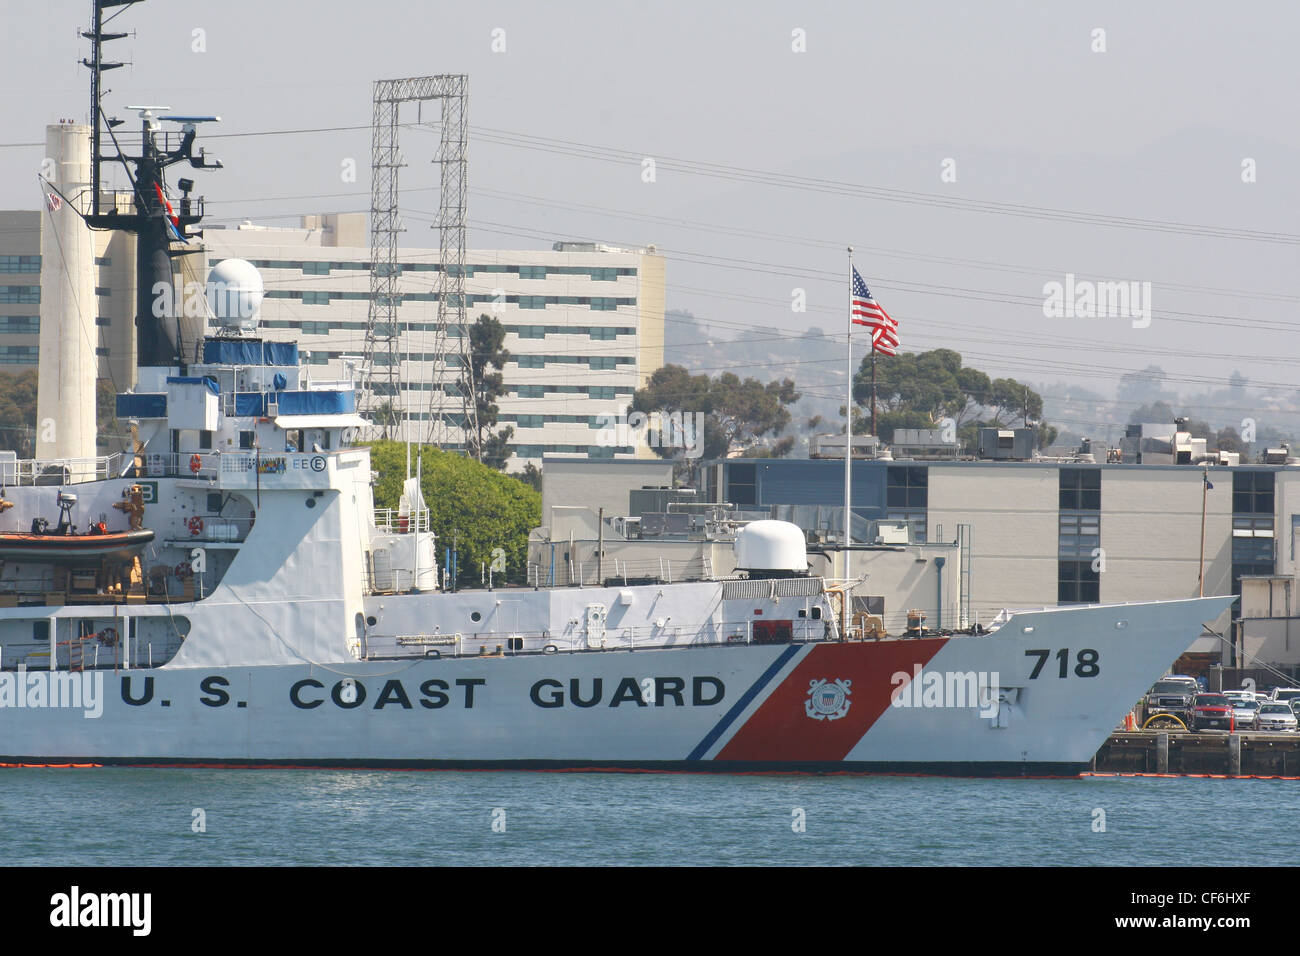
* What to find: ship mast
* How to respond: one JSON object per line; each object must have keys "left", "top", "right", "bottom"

{"left": 77, "top": 0, "right": 223, "bottom": 376}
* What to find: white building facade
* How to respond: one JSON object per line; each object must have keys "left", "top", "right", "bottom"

{"left": 203, "top": 216, "right": 666, "bottom": 471}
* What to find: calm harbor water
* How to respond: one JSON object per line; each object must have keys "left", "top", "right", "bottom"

{"left": 2, "top": 768, "right": 1296, "bottom": 866}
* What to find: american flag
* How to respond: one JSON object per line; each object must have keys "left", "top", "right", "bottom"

{"left": 45, "top": 192, "right": 61, "bottom": 212}
{"left": 851, "top": 266, "right": 898, "bottom": 355}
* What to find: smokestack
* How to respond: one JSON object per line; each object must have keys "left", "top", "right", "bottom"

{"left": 37, "top": 123, "right": 98, "bottom": 461}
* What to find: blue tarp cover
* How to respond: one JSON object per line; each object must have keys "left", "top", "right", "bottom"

{"left": 166, "top": 376, "right": 220, "bottom": 394}
{"left": 233, "top": 392, "right": 267, "bottom": 416}
{"left": 276, "top": 389, "right": 355, "bottom": 415}
{"left": 202, "top": 340, "right": 300, "bottom": 366}
{"left": 116, "top": 393, "right": 167, "bottom": 419}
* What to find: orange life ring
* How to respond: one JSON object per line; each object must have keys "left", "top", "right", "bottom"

{"left": 188, "top": 515, "right": 204, "bottom": 536}
{"left": 189, "top": 454, "right": 202, "bottom": 473}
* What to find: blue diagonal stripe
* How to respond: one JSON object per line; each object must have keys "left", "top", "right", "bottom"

{"left": 686, "top": 644, "right": 804, "bottom": 761}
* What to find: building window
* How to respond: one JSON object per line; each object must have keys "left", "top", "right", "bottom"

{"left": 515, "top": 385, "right": 544, "bottom": 398}
{"left": 590, "top": 299, "right": 617, "bottom": 312}
{"left": 0, "top": 345, "right": 39, "bottom": 364}
{"left": 1059, "top": 468, "right": 1101, "bottom": 510}
{"left": 301, "top": 321, "right": 330, "bottom": 336}
{"left": 302, "top": 261, "right": 330, "bottom": 275}
{"left": 589, "top": 268, "right": 618, "bottom": 281}
{"left": 728, "top": 463, "right": 757, "bottom": 506}
{"left": 0, "top": 316, "right": 39, "bottom": 333}
{"left": 1058, "top": 512, "right": 1100, "bottom": 559}
{"left": 95, "top": 287, "right": 111, "bottom": 297}
{"left": 886, "top": 466, "right": 928, "bottom": 509}
{"left": 515, "top": 415, "right": 544, "bottom": 429}
{"left": 516, "top": 326, "right": 545, "bottom": 339}
{"left": 0, "top": 255, "right": 40, "bottom": 273}
{"left": 588, "top": 356, "right": 616, "bottom": 370}
{"left": 518, "top": 296, "right": 547, "bottom": 310}
{"left": 1233, "top": 471, "right": 1273, "bottom": 515}
{"left": 95, "top": 346, "right": 109, "bottom": 356}
{"left": 589, "top": 386, "right": 616, "bottom": 400}
{"left": 0, "top": 286, "right": 40, "bottom": 303}
{"left": 95, "top": 316, "right": 111, "bottom": 327}
{"left": 519, "top": 266, "right": 547, "bottom": 279}
{"left": 94, "top": 256, "right": 111, "bottom": 267}
{"left": 302, "top": 291, "right": 331, "bottom": 305}
{"left": 1058, "top": 560, "right": 1100, "bottom": 603}
{"left": 517, "top": 355, "right": 545, "bottom": 368}
{"left": 589, "top": 327, "right": 618, "bottom": 340}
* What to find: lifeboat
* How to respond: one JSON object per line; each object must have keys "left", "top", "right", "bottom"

{"left": 0, "top": 490, "right": 155, "bottom": 563}
{"left": 0, "top": 528, "right": 155, "bottom": 563}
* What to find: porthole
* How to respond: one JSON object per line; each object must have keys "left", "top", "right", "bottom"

{"left": 470, "top": 610, "right": 482, "bottom": 623}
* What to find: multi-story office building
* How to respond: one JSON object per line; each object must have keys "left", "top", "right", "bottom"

{"left": 0, "top": 209, "right": 134, "bottom": 388}
{"left": 3, "top": 206, "right": 666, "bottom": 471}
{"left": 203, "top": 215, "right": 666, "bottom": 471}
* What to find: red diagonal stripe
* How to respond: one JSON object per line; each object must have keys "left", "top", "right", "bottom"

{"left": 715, "top": 640, "right": 948, "bottom": 762}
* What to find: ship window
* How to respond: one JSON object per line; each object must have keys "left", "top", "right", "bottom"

{"left": 239, "top": 431, "right": 254, "bottom": 449}
{"left": 33, "top": 620, "right": 49, "bottom": 643}
{"left": 199, "top": 430, "right": 212, "bottom": 450}
{"left": 207, "top": 493, "right": 223, "bottom": 512}
{"left": 470, "top": 611, "right": 482, "bottom": 623}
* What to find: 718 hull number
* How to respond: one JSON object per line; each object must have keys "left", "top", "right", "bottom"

{"left": 1025, "top": 649, "right": 1099, "bottom": 679}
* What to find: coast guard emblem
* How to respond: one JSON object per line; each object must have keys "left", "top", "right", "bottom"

{"left": 805, "top": 678, "right": 852, "bottom": 721}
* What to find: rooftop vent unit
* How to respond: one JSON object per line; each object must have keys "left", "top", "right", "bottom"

{"left": 976, "top": 427, "right": 1035, "bottom": 460}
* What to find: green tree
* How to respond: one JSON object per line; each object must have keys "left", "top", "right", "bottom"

{"left": 629, "top": 365, "right": 800, "bottom": 463}
{"left": 369, "top": 440, "right": 540, "bottom": 589}
{"left": 460, "top": 313, "right": 513, "bottom": 468}
{"left": 852, "top": 349, "right": 1055, "bottom": 448}
{"left": 0, "top": 370, "right": 38, "bottom": 456}
{"left": 371, "top": 400, "right": 399, "bottom": 441}
{"left": 517, "top": 461, "right": 543, "bottom": 491}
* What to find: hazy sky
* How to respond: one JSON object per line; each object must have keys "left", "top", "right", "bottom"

{"left": 2, "top": 0, "right": 1297, "bottom": 428}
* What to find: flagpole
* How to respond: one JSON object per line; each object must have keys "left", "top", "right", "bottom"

{"left": 871, "top": 346, "right": 877, "bottom": 437}
{"left": 844, "top": 247, "right": 854, "bottom": 573}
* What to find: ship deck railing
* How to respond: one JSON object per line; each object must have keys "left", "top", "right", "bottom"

{"left": 357, "top": 618, "right": 840, "bottom": 660}
{"left": 0, "top": 452, "right": 130, "bottom": 486}
{"left": 373, "top": 508, "right": 431, "bottom": 534}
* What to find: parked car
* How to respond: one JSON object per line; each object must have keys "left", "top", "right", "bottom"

{"left": 1257, "top": 702, "right": 1299, "bottom": 733}
{"left": 1230, "top": 698, "right": 1260, "bottom": 731}
{"left": 1145, "top": 679, "right": 1199, "bottom": 721}
{"left": 1289, "top": 699, "right": 1300, "bottom": 722}
{"left": 1190, "top": 694, "right": 1235, "bottom": 732}
{"left": 1271, "top": 687, "right": 1300, "bottom": 705}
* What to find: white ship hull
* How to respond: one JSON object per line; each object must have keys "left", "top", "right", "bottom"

{"left": 0, "top": 596, "right": 1233, "bottom": 776}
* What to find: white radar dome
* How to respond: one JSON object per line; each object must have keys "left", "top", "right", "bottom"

{"left": 733, "top": 520, "right": 808, "bottom": 573}
{"left": 207, "top": 258, "right": 264, "bottom": 332}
